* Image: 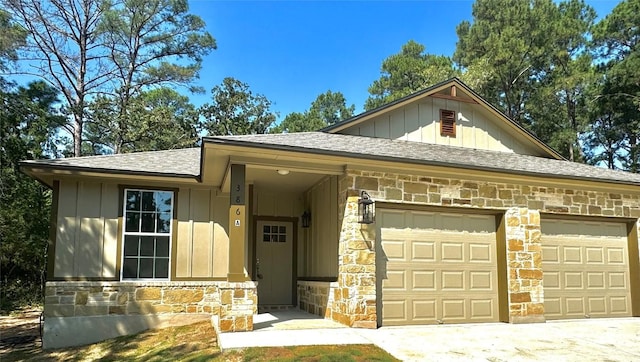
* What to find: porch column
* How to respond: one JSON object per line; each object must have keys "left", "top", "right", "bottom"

{"left": 228, "top": 164, "right": 247, "bottom": 282}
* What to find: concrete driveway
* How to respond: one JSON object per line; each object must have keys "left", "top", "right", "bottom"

{"left": 359, "top": 318, "right": 640, "bottom": 361}
{"left": 220, "top": 312, "right": 640, "bottom": 361}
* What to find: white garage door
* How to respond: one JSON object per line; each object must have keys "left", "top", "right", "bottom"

{"left": 378, "top": 209, "right": 499, "bottom": 326}
{"left": 542, "top": 219, "right": 632, "bottom": 320}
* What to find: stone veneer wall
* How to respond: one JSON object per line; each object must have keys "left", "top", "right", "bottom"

{"left": 297, "top": 281, "right": 338, "bottom": 318}
{"left": 505, "top": 208, "right": 544, "bottom": 323}
{"left": 336, "top": 168, "right": 640, "bottom": 324}
{"left": 330, "top": 195, "right": 377, "bottom": 329}
{"left": 45, "top": 281, "right": 256, "bottom": 333}
{"left": 345, "top": 170, "right": 640, "bottom": 218}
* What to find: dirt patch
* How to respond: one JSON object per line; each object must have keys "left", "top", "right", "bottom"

{"left": 0, "top": 308, "right": 42, "bottom": 357}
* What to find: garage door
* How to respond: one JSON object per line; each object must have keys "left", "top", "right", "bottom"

{"left": 378, "top": 209, "right": 499, "bottom": 326}
{"left": 542, "top": 219, "right": 632, "bottom": 320}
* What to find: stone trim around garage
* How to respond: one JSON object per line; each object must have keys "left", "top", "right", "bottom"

{"left": 343, "top": 169, "right": 640, "bottom": 217}
{"left": 335, "top": 168, "right": 640, "bottom": 325}
{"left": 43, "top": 280, "right": 257, "bottom": 348}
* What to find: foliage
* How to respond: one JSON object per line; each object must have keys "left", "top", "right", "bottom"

{"left": 91, "top": 0, "right": 215, "bottom": 153}
{"left": 526, "top": 0, "right": 597, "bottom": 161}
{"left": 4, "top": 0, "right": 215, "bottom": 156}
{"left": 0, "top": 9, "right": 26, "bottom": 71}
{"left": 272, "top": 90, "right": 355, "bottom": 133}
{"left": 365, "top": 40, "right": 458, "bottom": 110}
{"left": 5, "top": 0, "right": 109, "bottom": 157}
{"left": 0, "top": 81, "right": 62, "bottom": 311}
{"left": 85, "top": 88, "right": 200, "bottom": 154}
{"left": 200, "top": 77, "right": 277, "bottom": 136}
{"left": 587, "top": 0, "right": 640, "bottom": 170}
{"left": 455, "top": 0, "right": 559, "bottom": 124}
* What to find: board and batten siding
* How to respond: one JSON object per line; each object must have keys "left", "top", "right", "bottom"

{"left": 55, "top": 180, "right": 119, "bottom": 278}
{"left": 174, "top": 187, "right": 229, "bottom": 279}
{"left": 53, "top": 179, "right": 230, "bottom": 280}
{"left": 304, "top": 176, "right": 339, "bottom": 278}
{"left": 340, "top": 97, "right": 541, "bottom": 156}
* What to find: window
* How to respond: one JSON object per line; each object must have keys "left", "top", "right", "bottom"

{"left": 262, "top": 225, "right": 287, "bottom": 243}
{"left": 122, "top": 189, "right": 173, "bottom": 279}
{"left": 440, "top": 109, "right": 456, "bottom": 137}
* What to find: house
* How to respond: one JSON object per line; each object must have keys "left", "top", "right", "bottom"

{"left": 21, "top": 78, "right": 640, "bottom": 349}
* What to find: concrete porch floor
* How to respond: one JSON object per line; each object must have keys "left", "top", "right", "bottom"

{"left": 218, "top": 309, "right": 371, "bottom": 349}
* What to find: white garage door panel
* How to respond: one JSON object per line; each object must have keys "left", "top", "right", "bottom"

{"left": 542, "top": 219, "right": 631, "bottom": 320}
{"left": 379, "top": 209, "right": 499, "bottom": 326}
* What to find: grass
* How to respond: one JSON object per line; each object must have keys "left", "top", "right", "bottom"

{"left": 2, "top": 321, "right": 399, "bottom": 362}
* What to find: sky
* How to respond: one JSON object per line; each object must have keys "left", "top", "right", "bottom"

{"left": 187, "top": 0, "right": 621, "bottom": 124}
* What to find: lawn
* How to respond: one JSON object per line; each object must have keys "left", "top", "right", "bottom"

{"left": 1, "top": 320, "right": 399, "bottom": 362}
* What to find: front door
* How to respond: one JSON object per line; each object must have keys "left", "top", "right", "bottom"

{"left": 256, "top": 220, "right": 293, "bottom": 305}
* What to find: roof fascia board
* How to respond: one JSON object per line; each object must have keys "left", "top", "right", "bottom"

{"left": 19, "top": 164, "right": 200, "bottom": 184}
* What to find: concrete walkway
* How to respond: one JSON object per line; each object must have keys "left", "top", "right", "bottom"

{"left": 219, "top": 311, "right": 640, "bottom": 361}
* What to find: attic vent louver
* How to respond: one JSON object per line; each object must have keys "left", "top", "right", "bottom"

{"left": 440, "top": 109, "right": 456, "bottom": 137}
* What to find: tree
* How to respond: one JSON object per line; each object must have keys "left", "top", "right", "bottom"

{"left": 85, "top": 88, "right": 200, "bottom": 154}
{"left": 271, "top": 112, "right": 323, "bottom": 134}
{"left": 271, "top": 90, "right": 355, "bottom": 133}
{"left": 455, "top": 0, "right": 558, "bottom": 125}
{"left": 308, "top": 90, "right": 355, "bottom": 126}
{"left": 588, "top": 0, "right": 640, "bottom": 171}
{"left": 200, "top": 77, "right": 277, "bottom": 136}
{"left": 95, "top": 0, "right": 215, "bottom": 153}
{"left": 5, "top": 0, "right": 109, "bottom": 157}
{"left": 0, "top": 9, "right": 26, "bottom": 71}
{"left": 526, "top": 0, "right": 597, "bottom": 161}
{"left": 365, "top": 40, "right": 458, "bottom": 110}
{"left": 4, "top": 0, "right": 215, "bottom": 156}
{"left": 0, "top": 81, "right": 62, "bottom": 310}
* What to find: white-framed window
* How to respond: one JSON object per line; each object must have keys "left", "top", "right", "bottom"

{"left": 121, "top": 189, "right": 173, "bottom": 280}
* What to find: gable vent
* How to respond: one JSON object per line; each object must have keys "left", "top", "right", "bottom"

{"left": 440, "top": 109, "right": 456, "bottom": 137}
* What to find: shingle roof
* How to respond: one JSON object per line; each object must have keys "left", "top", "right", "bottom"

{"left": 20, "top": 147, "right": 200, "bottom": 178}
{"left": 205, "top": 132, "right": 640, "bottom": 186}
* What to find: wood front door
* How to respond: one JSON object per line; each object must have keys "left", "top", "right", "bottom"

{"left": 256, "top": 220, "right": 294, "bottom": 305}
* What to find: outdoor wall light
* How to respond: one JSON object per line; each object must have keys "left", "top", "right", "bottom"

{"left": 358, "top": 191, "right": 375, "bottom": 224}
{"left": 277, "top": 169, "right": 290, "bottom": 175}
{"left": 301, "top": 210, "right": 311, "bottom": 228}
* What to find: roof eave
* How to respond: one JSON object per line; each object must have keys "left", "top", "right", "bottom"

{"left": 19, "top": 161, "right": 200, "bottom": 182}
{"left": 202, "top": 137, "right": 639, "bottom": 187}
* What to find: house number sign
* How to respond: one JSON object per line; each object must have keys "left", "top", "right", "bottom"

{"left": 228, "top": 164, "right": 247, "bottom": 282}
{"left": 230, "top": 164, "right": 245, "bottom": 205}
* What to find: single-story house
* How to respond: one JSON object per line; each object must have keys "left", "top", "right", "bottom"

{"left": 21, "top": 78, "right": 640, "bottom": 349}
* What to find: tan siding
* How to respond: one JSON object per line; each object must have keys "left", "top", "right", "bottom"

{"left": 55, "top": 180, "right": 119, "bottom": 279}
{"left": 305, "top": 176, "right": 338, "bottom": 278}
{"left": 212, "top": 194, "right": 229, "bottom": 278}
{"left": 175, "top": 187, "right": 228, "bottom": 279}
{"left": 55, "top": 181, "right": 78, "bottom": 277}
{"left": 341, "top": 98, "right": 543, "bottom": 156}
{"left": 175, "top": 187, "right": 192, "bottom": 277}
{"left": 55, "top": 179, "right": 228, "bottom": 280}
{"left": 101, "top": 183, "right": 119, "bottom": 278}
{"left": 190, "top": 189, "right": 213, "bottom": 277}
{"left": 75, "top": 182, "right": 103, "bottom": 277}
{"left": 256, "top": 191, "right": 301, "bottom": 218}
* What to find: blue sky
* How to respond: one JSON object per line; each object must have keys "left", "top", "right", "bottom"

{"left": 188, "top": 0, "right": 620, "bottom": 124}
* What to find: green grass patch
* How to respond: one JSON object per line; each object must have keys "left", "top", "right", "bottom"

{"left": 2, "top": 320, "right": 398, "bottom": 362}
